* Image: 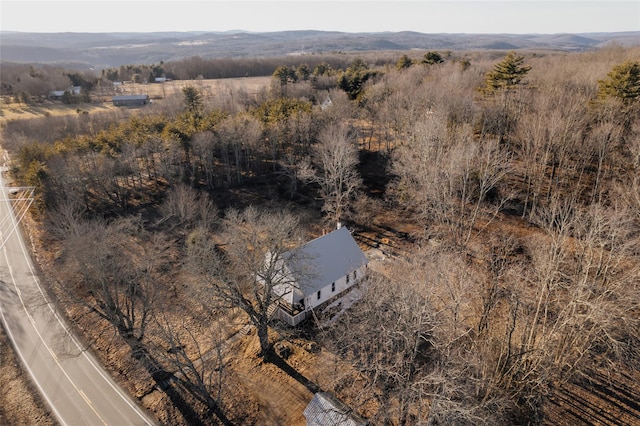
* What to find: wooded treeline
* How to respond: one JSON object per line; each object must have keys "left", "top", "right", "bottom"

{"left": 0, "top": 51, "right": 403, "bottom": 102}
{"left": 2, "top": 44, "right": 639, "bottom": 425}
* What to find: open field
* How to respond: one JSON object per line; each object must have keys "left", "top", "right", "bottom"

{"left": 0, "top": 76, "right": 272, "bottom": 123}
{"left": 117, "top": 76, "right": 272, "bottom": 100}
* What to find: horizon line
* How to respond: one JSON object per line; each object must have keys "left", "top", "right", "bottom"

{"left": 2, "top": 29, "right": 639, "bottom": 36}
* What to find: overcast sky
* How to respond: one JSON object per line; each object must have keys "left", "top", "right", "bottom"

{"left": 2, "top": 1, "right": 639, "bottom": 34}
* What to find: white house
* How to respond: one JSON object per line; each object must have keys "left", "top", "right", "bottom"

{"left": 272, "top": 226, "right": 368, "bottom": 326}
{"left": 48, "top": 86, "right": 81, "bottom": 100}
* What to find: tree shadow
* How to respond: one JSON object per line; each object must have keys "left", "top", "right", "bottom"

{"left": 267, "top": 352, "right": 321, "bottom": 394}
{"left": 358, "top": 149, "right": 390, "bottom": 199}
{"left": 178, "top": 376, "right": 234, "bottom": 426}
{"left": 128, "top": 341, "right": 233, "bottom": 426}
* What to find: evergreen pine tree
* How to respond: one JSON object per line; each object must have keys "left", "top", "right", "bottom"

{"left": 481, "top": 51, "right": 531, "bottom": 94}
{"left": 597, "top": 60, "right": 640, "bottom": 104}
{"left": 422, "top": 51, "right": 444, "bottom": 65}
{"left": 396, "top": 54, "right": 413, "bottom": 70}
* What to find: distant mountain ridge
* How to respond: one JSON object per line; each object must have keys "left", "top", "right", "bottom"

{"left": 1, "top": 30, "right": 638, "bottom": 69}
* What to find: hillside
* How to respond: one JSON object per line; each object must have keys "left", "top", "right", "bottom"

{"left": 1, "top": 30, "right": 638, "bottom": 69}
{"left": 1, "top": 45, "right": 640, "bottom": 425}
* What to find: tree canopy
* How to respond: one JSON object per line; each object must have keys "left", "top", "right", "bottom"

{"left": 337, "top": 58, "right": 377, "bottom": 100}
{"left": 597, "top": 60, "right": 640, "bottom": 104}
{"left": 272, "top": 65, "right": 298, "bottom": 86}
{"left": 182, "top": 86, "right": 203, "bottom": 116}
{"left": 422, "top": 51, "right": 444, "bottom": 65}
{"left": 396, "top": 54, "right": 413, "bottom": 70}
{"left": 481, "top": 51, "right": 531, "bottom": 94}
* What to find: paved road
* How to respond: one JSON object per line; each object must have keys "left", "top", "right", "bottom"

{"left": 0, "top": 164, "right": 156, "bottom": 425}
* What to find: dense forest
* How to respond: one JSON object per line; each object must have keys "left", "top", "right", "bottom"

{"left": 1, "top": 44, "right": 640, "bottom": 425}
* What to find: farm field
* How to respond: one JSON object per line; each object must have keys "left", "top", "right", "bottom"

{"left": 0, "top": 76, "right": 272, "bottom": 123}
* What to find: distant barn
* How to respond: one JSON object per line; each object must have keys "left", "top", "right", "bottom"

{"left": 112, "top": 94, "right": 149, "bottom": 106}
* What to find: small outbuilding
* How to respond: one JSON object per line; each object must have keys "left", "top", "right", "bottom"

{"left": 303, "top": 392, "right": 367, "bottom": 426}
{"left": 320, "top": 96, "right": 332, "bottom": 111}
{"left": 49, "top": 90, "right": 66, "bottom": 100}
{"left": 49, "top": 86, "right": 81, "bottom": 100}
{"left": 271, "top": 226, "right": 368, "bottom": 326}
{"left": 112, "top": 94, "right": 149, "bottom": 106}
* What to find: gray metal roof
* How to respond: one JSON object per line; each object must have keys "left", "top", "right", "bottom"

{"left": 112, "top": 94, "right": 149, "bottom": 101}
{"left": 284, "top": 227, "right": 368, "bottom": 297}
{"left": 303, "top": 392, "right": 367, "bottom": 426}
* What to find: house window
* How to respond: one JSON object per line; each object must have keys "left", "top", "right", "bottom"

{"left": 353, "top": 271, "right": 357, "bottom": 280}
{"left": 346, "top": 274, "right": 350, "bottom": 284}
{"left": 317, "top": 290, "right": 321, "bottom": 300}
{"left": 331, "top": 282, "right": 335, "bottom": 292}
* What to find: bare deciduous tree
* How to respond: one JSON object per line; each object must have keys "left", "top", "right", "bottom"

{"left": 215, "top": 114, "right": 262, "bottom": 185}
{"left": 486, "top": 199, "right": 640, "bottom": 414}
{"left": 326, "top": 271, "right": 435, "bottom": 425}
{"left": 391, "top": 118, "right": 510, "bottom": 245}
{"left": 61, "top": 217, "right": 170, "bottom": 345}
{"left": 302, "top": 122, "right": 362, "bottom": 227}
{"left": 327, "top": 248, "right": 515, "bottom": 425}
{"left": 186, "top": 206, "right": 307, "bottom": 360}
{"left": 159, "top": 183, "right": 218, "bottom": 233}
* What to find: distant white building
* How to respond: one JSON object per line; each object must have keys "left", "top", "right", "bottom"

{"left": 271, "top": 226, "right": 368, "bottom": 326}
{"left": 320, "top": 97, "right": 332, "bottom": 111}
{"left": 48, "top": 86, "right": 81, "bottom": 100}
